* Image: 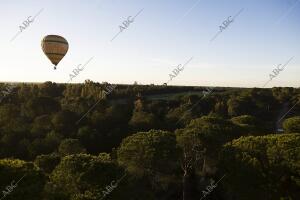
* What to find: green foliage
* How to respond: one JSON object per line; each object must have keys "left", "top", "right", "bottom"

{"left": 129, "top": 111, "right": 159, "bottom": 131}
{"left": 1, "top": 82, "right": 300, "bottom": 199}
{"left": 231, "top": 115, "right": 263, "bottom": 135}
{"left": 283, "top": 116, "right": 300, "bottom": 133}
{"left": 220, "top": 134, "right": 300, "bottom": 200}
{"left": 272, "top": 87, "right": 295, "bottom": 103}
{"left": 58, "top": 139, "right": 87, "bottom": 156}
{"left": 186, "top": 116, "right": 241, "bottom": 156}
{"left": 0, "top": 159, "right": 46, "bottom": 200}
{"left": 227, "top": 96, "right": 253, "bottom": 117}
{"left": 51, "top": 110, "right": 77, "bottom": 136}
{"left": 231, "top": 115, "right": 257, "bottom": 125}
{"left": 24, "top": 96, "right": 61, "bottom": 119}
{"left": 175, "top": 128, "right": 207, "bottom": 176}
{"left": 117, "top": 130, "right": 181, "bottom": 198}
{"left": 165, "top": 105, "right": 192, "bottom": 127}
{"left": 31, "top": 115, "right": 53, "bottom": 137}
{"left": 34, "top": 154, "right": 61, "bottom": 174}
{"left": 77, "top": 126, "right": 98, "bottom": 153}
{"left": 117, "top": 130, "right": 179, "bottom": 176}
{"left": 48, "top": 154, "right": 126, "bottom": 200}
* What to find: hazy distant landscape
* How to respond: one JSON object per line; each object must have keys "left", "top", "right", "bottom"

{"left": 1, "top": 0, "right": 300, "bottom": 199}
{"left": 0, "top": 81, "right": 299, "bottom": 200}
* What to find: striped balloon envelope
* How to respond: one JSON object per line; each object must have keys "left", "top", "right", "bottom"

{"left": 41, "top": 35, "right": 69, "bottom": 70}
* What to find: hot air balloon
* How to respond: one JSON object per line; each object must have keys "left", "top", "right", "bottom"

{"left": 41, "top": 35, "right": 69, "bottom": 70}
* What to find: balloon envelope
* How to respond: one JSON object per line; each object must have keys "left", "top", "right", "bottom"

{"left": 41, "top": 35, "right": 69, "bottom": 69}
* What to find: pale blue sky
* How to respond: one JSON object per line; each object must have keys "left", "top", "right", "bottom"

{"left": 0, "top": 0, "right": 299, "bottom": 87}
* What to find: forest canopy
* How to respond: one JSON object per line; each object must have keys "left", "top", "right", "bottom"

{"left": 0, "top": 81, "right": 299, "bottom": 200}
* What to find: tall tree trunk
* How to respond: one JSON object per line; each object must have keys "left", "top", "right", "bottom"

{"left": 183, "top": 171, "right": 188, "bottom": 200}
{"left": 182, "top": 170, "right": 193, "bottom": 200}
{"left": 202, "top": 156, "right": 206, "bottom": 175}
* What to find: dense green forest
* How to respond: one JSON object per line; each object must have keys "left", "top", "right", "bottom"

{"left": 0, "top": 81, "right": 299, "bottom": 200}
